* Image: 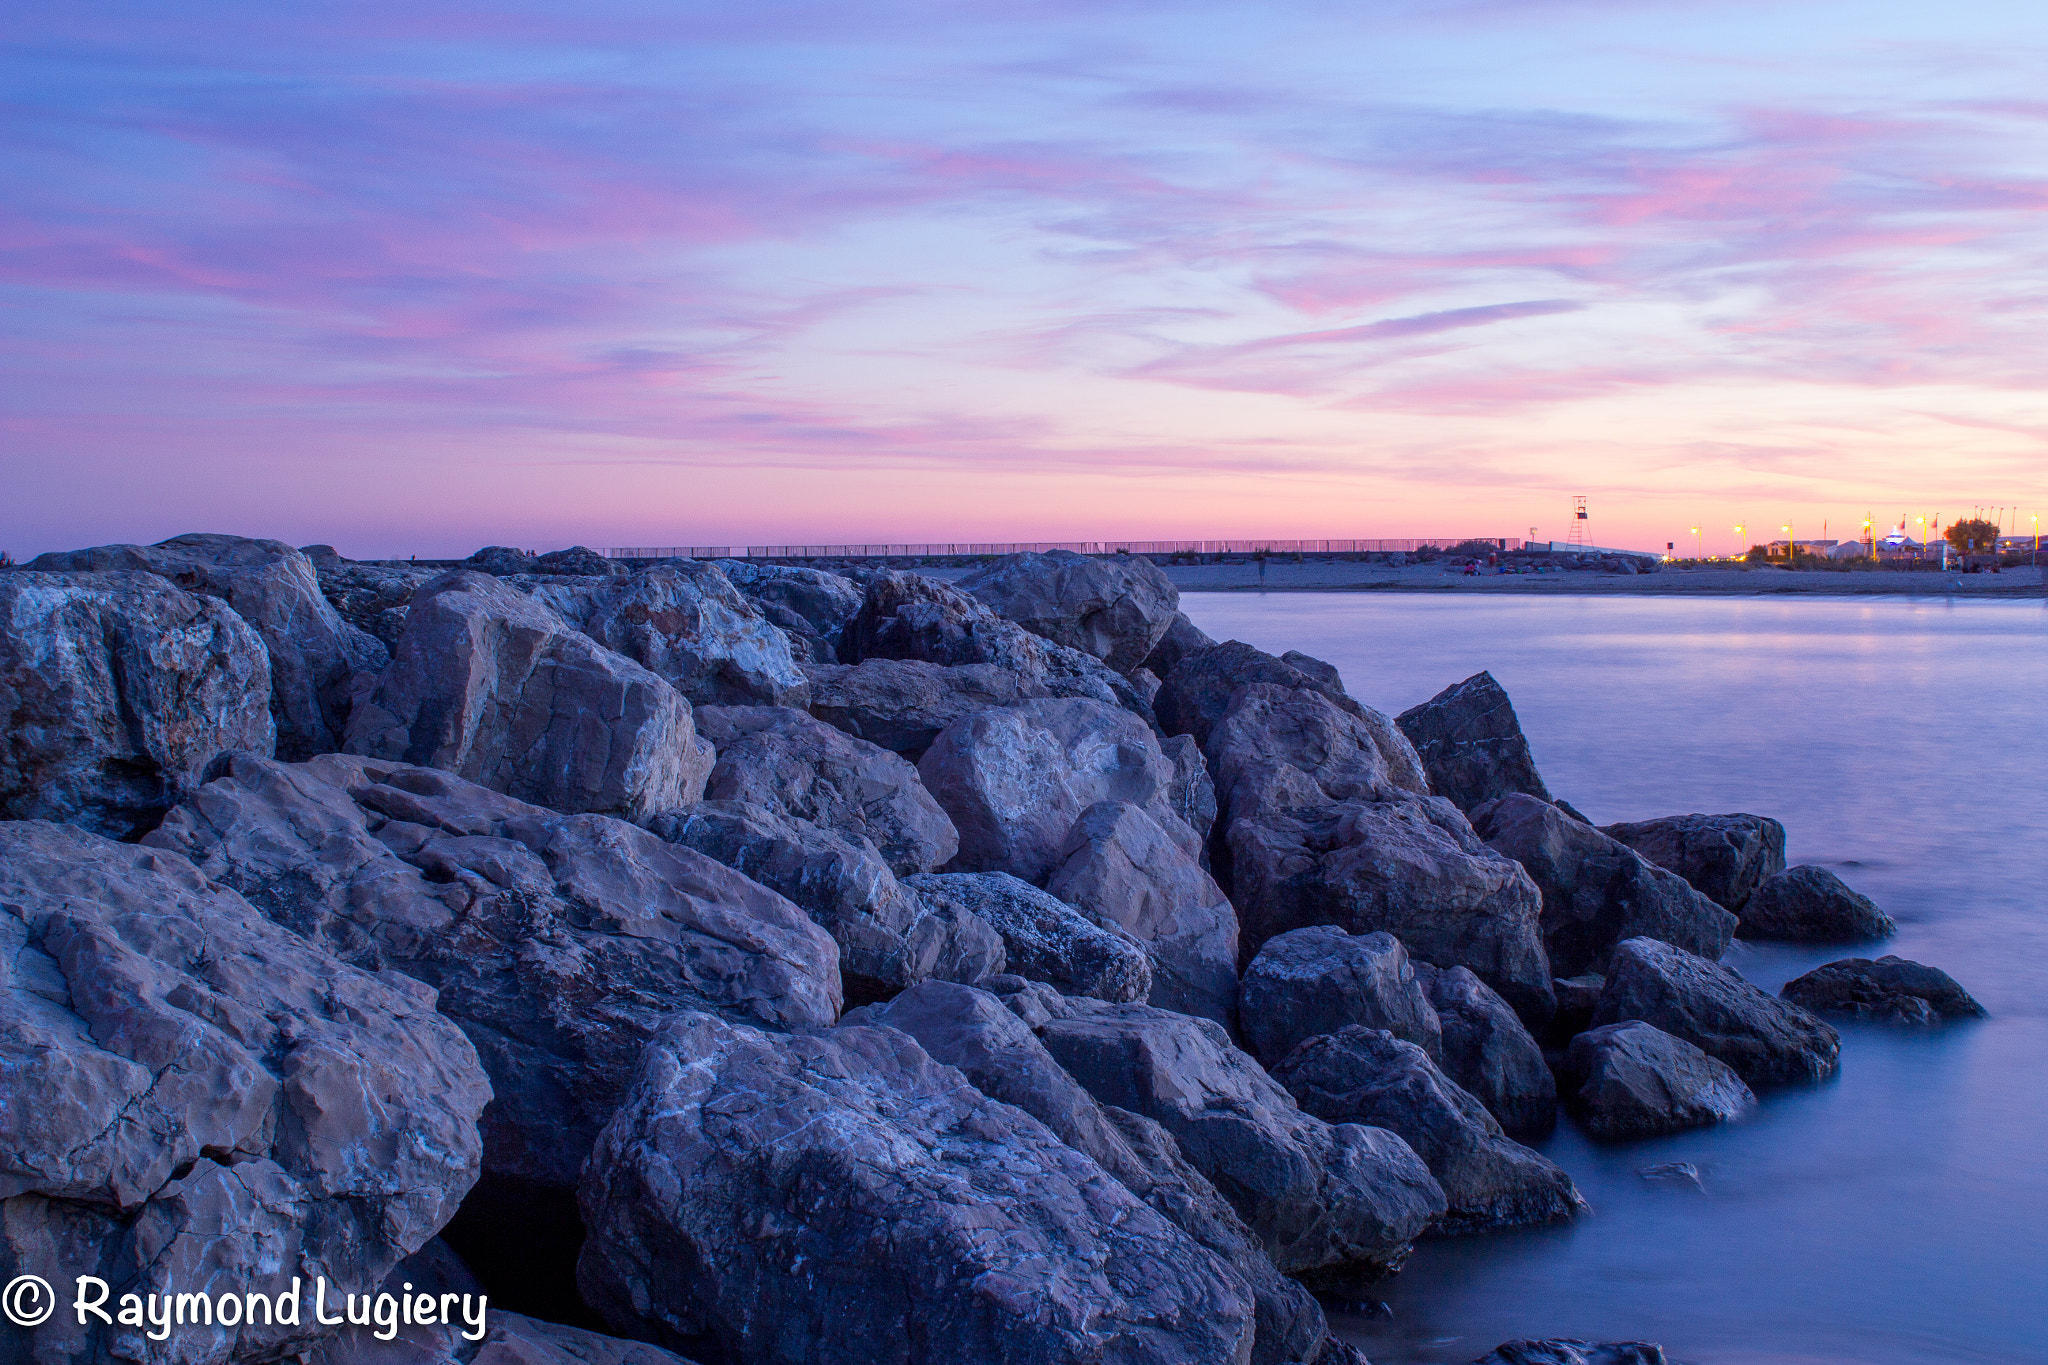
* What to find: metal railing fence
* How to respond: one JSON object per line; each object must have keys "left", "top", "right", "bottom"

{"left": 608, "top": 538, "right": 1524, "bottom": 560}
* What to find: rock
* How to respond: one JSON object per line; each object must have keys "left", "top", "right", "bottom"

{"left": 1395, "top": 671, "right": 1553, "bottom": 813}
{"left": 342, "top": 570, "right": 713, "bottom": 822}
{"left": 955, "top": 548, "right": 1180, "bottom": 674}
{"left": 1552, "top": 973, "right": 1605, "bottom": 1038}
{"left": 1593, "top": 937, "right": 1840, "bottom": 1087}
{"left": 1034, "top": 996, "right": 1447, "bottom": 1278}
{"left": 648, "top": 800, "right": 989, "bottom": 1005}
{"left": 1637, "top": 1161, "right": 1705, "bottom": 1190}
{"left": 1141, "top": 611, "right": 1217, "bottom": 679}
{"left": 1272, "top": 1027, "right": 1584, "bottom": 1235}
{"left": 317, "top": 559, "right": 439, "bottom": 649}
{"left": 849, "top": 981, "right": 1331, "bottom": 1365}
{"left": 715, "top": 560, "right": 864, "bottom": 663}
{"left": 1206, "top": 683, "right": 1424, "bottom": 818}
{"left": 1239, "top": 927, "right": 1441, "bottom": 1067}
{"left": 29, "top": 534, "right": 389, "bottom": 761}
{"left": 1599, "top": 812, "right": 1786, "bottom": 912}
{"left": 1415, "top": 964, "right": 1557, "bottom": 1137}
{"left": 0, "top": 821, "right": 489, "bottom": 1365}
{"left": 1737, "top": 865, "right": 1897, "bottom": 942}
{"left": 693, "top": 704, "right": 957, "bottom": 875}
{"left": 532, "top": 562, "right": 809, "bottom": 708}
{"left": 145, "top": 752, "right": 841, "bottom": 1188}
{"left": 1781, "top": 956, "right": 1986, "bottom": 1024}
{"left": 465, "top": 546, "right": 538, "bottom": 576}
{"left": 1471, "top": 1342, "right": 1668, "bottom": 1365}
{"left": 1470, "top": 793, "right": 1737, "bottom": 977}
{"left": 1278, "top": 650, "right": 1345, "bottom": 692}
{"left": 905, "top": 871, "right": 1152, "bottom": 1003}
{"left": 575, "top": 1011, "right": 1257, "bottom": 1365}
{"left": 532, "top": 545, "right": 620, "bottom": 577}
{"left": 1161, "top": 732, "right": 1219, "bottom": 853}
{"left": 0, "top": 571, "right": 275, "bottom": 839}
{"left": 1557, "top": 1021, "right": 1755, "bottom": 1138}
{"left": 1045, "top": 800, "right": 1241, "bottom": 1026}
{"left": 919, "top": 696, "right": 1200, "bottom": 883}
{"left": 803, "top": 658, "right": 1028, "bottom": 757}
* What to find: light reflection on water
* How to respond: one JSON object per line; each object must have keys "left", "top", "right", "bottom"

{"left": 1177, "top": 594, "right": 2048, "bottom": 1365}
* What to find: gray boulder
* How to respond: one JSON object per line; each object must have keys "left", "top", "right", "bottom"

{"left": 1781, "top": 956, "right": 1985, "bottom": 1024}
{"left": 715, "top": 559, "right": 864, "bottom": 663}
{"left": 342, "top": 570, "right": 713, "bottom": 822}
{"left": 316, "top": 558, "right": 438, "bottom": 648}
{"left": 1240, "top": 927, "right": 1442, "bottom": 1067}
{"left": 1032, "top": 996, "right": 1447, "bottom": 1278}
{"left": 1471, "top": 793, "right": 1737, "bottom": 977}
{"left": 1415, "top": 964, "right": 1556, "bottom": 1137}
{"left": 1162, "top": 731, "right": 1219, "bottom": 853}
{"left": 955, "top": 548, "right": 1180, "bottom": 674}
{"left": 1558, "top": 1021, "right": 1754, "bottom": 1139}
{"left": 575, "top": 1011, "right": 1257, "bottom": 1365}
{"left": 1395, "top": 671, "right": 1552, "bottom": 812}
{"left": 0, "top": 571, "right": 275, "bottom": 839}
{"left": 803, "top": 657, "right": 1029, "bottom": 757}
{"left": 906, "top": 871, "right": 1152, "bottom": 1003}
{"left": 1472, "top": 1343, "right": 1668, "bottom": 1365}
{"left": 1207, "top": 683, "right": 1426, "bottom": 819}
{"left": 145, "top": 752, "right": 841, "bottom": 1188}
{"left": 533, "top": 545, "right": 621, "bottom": 577}
{"left": 1738, "top": 865, "right": 1896, "bottom": 942}
{"left": 919, "top": 696, "right": 1201, "bottom": 883}
{"left": 29, "top": 533, "right": 389, "bottom": 760}
{"left": 1600, "top": 812, "right": 1786, "bottom": 912}
{"left": 1273, "top": 1027, "right": 1584, "bottom": 1234}
{"left": 1142, "top": 611, "right": 1217, "bottom": 679}
{"left": 465, "top": 546, "right": 538, "bottom": 575}
{"left": 1593, "top": 937, "right": 1840, "bottom": 1087}
{"left": 695, "top": 704, "right": 957, "bottom": 874}
{"left": 1046, "top": 800, "right": 1241, "bottom": 1026}
{"left": 0, "top": 821, "right": 489, "bottom": 1365}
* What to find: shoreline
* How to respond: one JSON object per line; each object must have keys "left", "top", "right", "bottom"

{"left": 1159, "top": 563, "right": 2048, "bottom": 598}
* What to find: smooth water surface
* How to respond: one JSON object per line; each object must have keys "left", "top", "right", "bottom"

{"left": 1178, "top": 593, "right": 2048, "bottom": 1365}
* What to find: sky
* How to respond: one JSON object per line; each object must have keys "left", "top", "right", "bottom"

{"left": 4, "top": 0, "right": 2045, "bottom": 559}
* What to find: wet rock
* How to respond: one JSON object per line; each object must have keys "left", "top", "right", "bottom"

{"left": 905, "top": 871, "right": 1151, "bottom": 1003}
{"left": 1599, "top": 813, "right": 1786, "bottom": 912}
{"left": 1046, "top": 800, "right": 1241, "bottom": 1026}
{"left": 1737, "top": 865, "right": 1897, "bottom": 942}
{"left": 1781, "top": 956, "right": 1986, "bottom": 1024}
{"left": 1593, "top": 937, "right": 1840, "bottom": 1087}
{"left": 575, "top": 1011, "right": 1257, "bottom": 1365}
{"left": 1637, "top": 1161, "right": 1705, "bottom": 1190}
{"left": 1415, "top": 964, "right": 1557, "bottom": 1137}
{"left": 1240, "top": 927, "right": 1442, "bottom": 1067}
{"left": 1395, "top": 671, "right": 1553, "bottom": 813}
{"left": 29, "top": 533, "right": 389, "bottom": 761}
{"left": 1558, "top": 1021, "right": 1754, "bottom": 1139}
{"left": 1034, "top": 996, "right": 1447, "bottom": 1277}
{"left": 0, "top": 571, "right": 275, "bottom": 839}
{"left": 1273, "top": 1027, "right": 1584, "bottom": 1234}
{"left": 145, "top": 752, "right": 841, "bottom": 1188}
{"left": 1471, "top": 793, "right": 1737, "bottom": 977}
{"left": 342, "top": 570, "right": 713, "bottom": 821}
{"left": 532, "top": 545, "right": 620, "bottom": 577}
{"left": 0, "top": 821, "right": 489, "bottom": 1365}
{"left": 1471, "top": 1342, "right": 1668, "bottom": 1365}
{"left": 956, "top": 548, "right": 1180, "bottom": 674}
{"left": 715, "top": 560, "right": 864, "bottom": 663}
{"left": 465, "top": 546, "right": 538, "bottom": 576}
{"left": 694, "top": 704, "right": 958, "bottom": 875}
{"left": 919, "top": 696, "right": 1200, "bottom": 883}
{"left": 1141, "top": 611, "right": 1217, "bottom": 679}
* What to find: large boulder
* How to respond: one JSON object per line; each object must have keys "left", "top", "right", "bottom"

{"left": 1737, "top": 865, "right": 1897, "bottom": 942}
{"left": 342, "top": 570, "right": 713, "bottom": 822}
{"left": 1272, "top": 1027, "right": 1584, "bottom": 1234}
{"left": 533, "top": 545, "right": 621, "bottom": 577}
{"left": 29, "top": 534, "right": 389, "bottom": 761}
{"left": 575, "top": 1011, "right": 1257, "bottom": 1365}
{"left": 803, "top": 658, "right": 1028, "bottom": 757}
{"left": 1030, "top": 995, "right": 1447, "bottom": 1278}
{"left": 1593, "top": 938, "right": 1840, "bottom": 1087}
{"left": 850, "top": 982, "right": 1332, "bottom": 1365}
{"left": 918, "top": 697, "right": 1200, "bottom": 883}
{"left": 1599, "top": 813, "right": 1786, "bottom": 912}
{"left": 693, "top": 704, "right": 957, "bottom": 875}
{"left": 1470, "top": 793, "right": 1737, "bottom": 977}
{"left": 465, "top": 546, "right": 538, "bottom": 576}
{"left": 315, "top": 559, "right": 438, "bottom": 649}
{"left": 0, "top": 821, "right": 489, "bottom": 1365}
{"left": 905, "top": 872, "right": 1152, "bottom": 1003}
{"left": 1394, "top": 671, "right": 1552, "bottom": 812}
{"left": 1239, "top": 927, "right": 1441, "bottom": 1067}
{"left": 1781, "top": 956, "right": 1986, "bottom": 1024}
{"left": 1557, "top": 1021, "right": 1754, "bottom": 1139}
{"left": 0, "top": 571, "right": 275, "bottom": 839}
{"left": 1045, "top": 800, "right": 1241, "bottom": 1026}
{"left": 1414, "top": 964, "right": 1556, "bottom": 1137}
{"left": 1141, "top": 611, "right": 1217, "bottom": 679}
{"left": 715, "top": 560, "right": 864, "bottom": 663}
{"left": 145, "top": 753, "right": 841, "bottom": 1188}
{"left": 1207, "top": 683, "right": 1425, "bottom": 819}
{"left": 955, "top": 549, "right": 1180, "bottom": 674}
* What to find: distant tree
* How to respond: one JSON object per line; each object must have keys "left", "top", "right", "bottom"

{"left": 1745, "top": 544, "right": 1770, "bottom": 564}
{"left": 1448, "top": 539, "right": 1501, "bottom": 558}
{"left": 1945, "top": 518, "right": 2000, "bottom": 555}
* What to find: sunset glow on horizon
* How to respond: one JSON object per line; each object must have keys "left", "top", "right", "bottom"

{"left": 5, "top": 0, "right": 2045, "bottom": 559}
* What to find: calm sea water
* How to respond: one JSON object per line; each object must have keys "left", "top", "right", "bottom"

{"left": 1177, "top": 593, "right": 2048, "bottom": 1365}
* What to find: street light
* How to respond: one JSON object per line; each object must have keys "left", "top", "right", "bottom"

{"left": 1917, "top": 516, "right": 1927, "bottom": 563}
{"left": 1691, "top": 526, "right": 1702, "bottom": 560}
{"left": 1782, "top": 524, "right": 1794, "bottom": 568}
{"left": 1734, "top": 524, "right": 1745, "bottom": 561}
{"left": 2034, "top": 513, "right": 2040, "bottom": 571}
{"left": 1863, "top": 518, "right": 1874, "bottom": 566}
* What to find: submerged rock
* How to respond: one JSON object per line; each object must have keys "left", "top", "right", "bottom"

{"left": 1395, "top": 671, "right": 1553, "bottom": 812}
{"left": 1558, "top": 1021, "right": 1754, "bottom": 1139}
{"left": 1599, "top": 812, "right": 1786, "bottom": 912}
{"left": 956, "top": 548, "right": 1180, "bottom": 674}
{"left": 1737, "top": 865, "right": 1897, "bottom": 943}
{"left": 1593, "top": 937, "right": 1840, "bottom": 1087}
{"left": 1781, "top": 956, "right": 1985, "bottom": 1024}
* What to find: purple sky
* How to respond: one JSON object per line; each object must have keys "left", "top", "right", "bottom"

{"left": 5, "top": 0, "right": 2044, "bottom": 558}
